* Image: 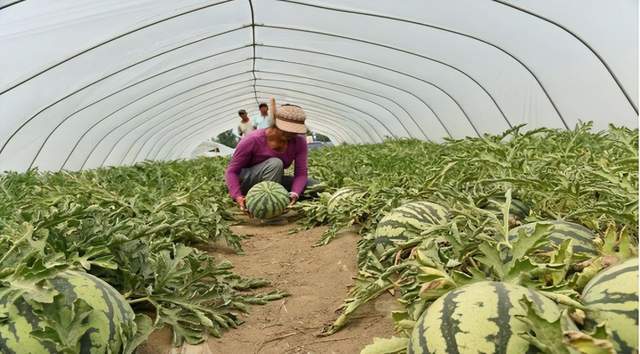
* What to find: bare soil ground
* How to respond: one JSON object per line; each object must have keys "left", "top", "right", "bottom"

{"left": 138, "top": 216, "right": 397, "bottom": 354}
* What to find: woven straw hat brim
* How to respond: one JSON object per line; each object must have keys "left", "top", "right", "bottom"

{"left": 275, "top": 105, "right": 307, "bottom": 134}
{"left": 275, "top": 117, "right": 307, "bottom": 134}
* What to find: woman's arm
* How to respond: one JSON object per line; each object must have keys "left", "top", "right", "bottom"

{"left": 224, "top": 137, "right": 254, "bottom": 199}
{"left": 290, "top": 137, "right": 308, "bottom": 197}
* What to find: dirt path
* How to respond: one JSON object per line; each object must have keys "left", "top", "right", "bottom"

{"left": 139, "top": 217, "right": 397, "bottom": 354}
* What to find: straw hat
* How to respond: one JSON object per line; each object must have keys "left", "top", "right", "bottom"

{"left": 274, "top": 104, "right": 307, "bottom": 134}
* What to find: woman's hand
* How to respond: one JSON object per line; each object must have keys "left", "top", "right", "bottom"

{"left": 235, "top": 196, "right": 248, "bottom": 213}
{"left": 289, "top": 192, "right": 299, "bottom": 206}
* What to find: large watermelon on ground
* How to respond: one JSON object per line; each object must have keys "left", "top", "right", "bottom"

{"left": 0, "top": 270, "right": 136, "bottom": 353}
{"left": 327, "top": 187, "right": 366, "bottom": 212}
{"left": 509, "top": 220, "right": 597, "bottom": 255}
{"left": 371, "top": 201, "right": 448, "bottom": 250}
{"left": 582, "top": 258, "right": 638, "bottom": 353}
{"left": 246, "top": 181, "right": 290, "bottom": 219}
{"left": 407, "top": 281, "right": 560, "bottom": 354}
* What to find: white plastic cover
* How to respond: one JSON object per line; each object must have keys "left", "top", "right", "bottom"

{"left": 191, "top": 140, "right": 235, "bottom": 158}
{"left": 0, "top": 0, "right": 637, "bottom": 171}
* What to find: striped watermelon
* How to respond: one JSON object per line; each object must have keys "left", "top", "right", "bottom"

{"left": 0, "top": 270, "right": 136, "bottom": 353}
{"left": 327, "top": 187, "right": 366, "bottom": 212}
{"left": 582, "top": 258, "right": 638, "bottom": 353}
{"left": 480, "top": 196, "right": 530, "bottom": 220}
{"left": 246, "top": 181, "right": 290, "bottom": 219}
{"left": 372, "top": 201, "right": 448, "bottom": 249}
{"left": 408, "top": 281, "right": 560, "bottom": 354}
{"left": 509, "top": 220, "right": 597, "bottom": 255}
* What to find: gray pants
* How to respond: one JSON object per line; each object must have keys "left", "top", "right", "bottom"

{"left": 239, "top": 157, "right": 317, "bottom": 197}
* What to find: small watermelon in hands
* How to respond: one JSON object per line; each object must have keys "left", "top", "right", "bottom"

{"left": 246, "top": 181, "right": 290, "bottom": 219}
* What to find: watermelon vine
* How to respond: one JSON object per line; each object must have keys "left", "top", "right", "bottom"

{"left": 294, "top": 123, "right": 638, "bottom": 353}
{"left": 0, "top": 158, "right": 287, "bottom": 351}
{"left": 0, "top": 122, "right": 636, "bottom": 353}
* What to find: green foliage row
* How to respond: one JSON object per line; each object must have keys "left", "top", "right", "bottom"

{"left": 294, "top": 123, "right": 639, "bottom": 352}
{"left": 0, "top": 157, "right": 285, "bottom": 349}
{"left": 299, "top": 123, "right": 638, "bottom": 244}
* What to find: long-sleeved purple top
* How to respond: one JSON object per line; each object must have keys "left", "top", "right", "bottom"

{"left": 225, "top": 129, "right": 307, "bottom": 199}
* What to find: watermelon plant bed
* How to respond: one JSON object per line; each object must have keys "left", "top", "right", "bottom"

{"left": 0, "top": 123, "right": 637, "bottom": 353}
{"left": 0, "top": 158, "right": 287, "bottom": 352}
{"left": 292, "top": 123, "right": 638, "bottom": 353}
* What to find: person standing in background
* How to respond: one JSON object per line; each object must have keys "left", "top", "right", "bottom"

{"left": 237, "top": 109, "right": 255, "bottom": 138}
{"left": 252, "top": 102, "right": 273, "bottom": 129}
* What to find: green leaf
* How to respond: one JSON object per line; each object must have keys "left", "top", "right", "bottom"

{"left": 549, "top": 239, "right": 574, "bottom": 285}
{"left": 504, "top": 258, "right": 537, "bottom": 284}
{"left": 616, "top": 226, "right": 637, "bottom": 258}
{"left": 510, "top": 222, "right": 553, "bottom": 261}
{"left": 391, "top": 311, "right": 415, "bottom": 331}
{"left": 515, "top": 296, "right": 569, "bottom": 354}
{"left": 360, "top": 336, "right": 409, "bottom": 354}
{"left": 124, "top": 314, "right": 155, "bottom": 354}
{"left": 564, "top": 331, "right": 615, "bottom": 354}
{"left": 418, "top": 277, "right": 456, "bottom": 301}
{"left": 31, "top": 295, "right": 95, "bottom": 354}
{"left": 500, "top": 189, "right": 512, "bottom": 243}
{"left": 539, "top": 291, "right": 585, "bottom": 310}
{"left": 572, "top": 258, "right": 605, "bottom": 291}
{"left": 476, "top": 242, "right": 505, "bottom": 279}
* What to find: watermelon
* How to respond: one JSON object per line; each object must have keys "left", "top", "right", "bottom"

{"left": 357, "top": 201, "right": 448, "bottom": 269}
{"left": 372, "top": 201, "right": 448, "bottom": 249}
{"left": 327, "top": 187, "right": 366, "bottom": 212}
{"left": 246, "top": 181, "right": 290, "bottom": 219}
{"left": 582, "top": 258, "right": 638, "bottom": 353}
{"left": 302, "top": 181, "right": 326, "bottom": 198}
{"left": 0, "top": 270, "right": 136, "bottom": 353}
{"left": 480, "top": 196, "right": 530, "bottom": 221}
{"left": 509, "top": 220, "right": 597, "bottom": 255}
{"left": 407, "top": 281, "right": 560, "bottom": 354}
